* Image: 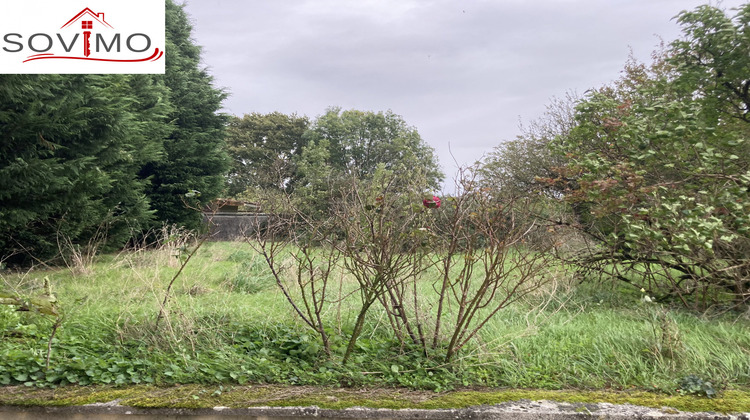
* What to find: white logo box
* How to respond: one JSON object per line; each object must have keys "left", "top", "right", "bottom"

{"left": 1, "top": 0, "right": 165, "bottom": 74}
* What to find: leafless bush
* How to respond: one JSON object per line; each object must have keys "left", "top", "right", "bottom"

{"left": 329, "top": 173, "right": 434, "bottom": 362}
{"left": 252, "top": 166, "right": 560, "bottom": 363}
{"left": 248, "top": 190, "right": 338, "bottom": 356}
{"left": 429, "top": 167, "right": 558, "bottom": 361}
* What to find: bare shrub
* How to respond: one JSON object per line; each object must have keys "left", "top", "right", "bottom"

{"left": 429, "top": 167, "right": 558, "bottom": 361}
{"left": 249, "top": 193, "right": 338, "bottom": 357}
{"left": 251, "top": 165, "right": 561, "bottom": 363}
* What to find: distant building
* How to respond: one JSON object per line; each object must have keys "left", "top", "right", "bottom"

{"left": 202, "top": 199, "right": 267, "bottom": 241}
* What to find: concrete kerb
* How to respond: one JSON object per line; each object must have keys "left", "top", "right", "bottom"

{"left": 1, "top": 400, "right": 749, "bottom": 420}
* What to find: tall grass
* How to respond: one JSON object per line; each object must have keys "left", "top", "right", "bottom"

{"left": 1, "top": 241, "right": 748, "bottom": 391}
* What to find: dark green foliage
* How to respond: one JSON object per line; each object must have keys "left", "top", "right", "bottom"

{"left": 679, "top": 375, "right": 717, "bottom": 398}
{"left": 287, "top": 108, "right": 443, "bottom": 219}
{"left": 0, "top": 75, "right": 169, "bottom": 264}
{"left": 671, "top": 4, "right": 750, "bottom": 124}
{"left": 225, "top": 112, "right": 310, "bottom": 197}
{"left": 0, "top": 1, "right": 230, "bottom": 265}
{"left": 104, "top": 74, "right": 174, "bottom": 246}
{"left": 303, "top": 107, "right": 443, "bottom": 189}
{"left": 139, "top": 0, "right": 229, "bottom": 229}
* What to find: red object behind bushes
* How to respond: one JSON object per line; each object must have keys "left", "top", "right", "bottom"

{"left": 423, "top": 196, "right": 441, "bottom": 209}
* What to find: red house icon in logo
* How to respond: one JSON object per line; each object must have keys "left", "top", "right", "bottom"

{"left": 60, "top": 8, "right": 114, "bottom": 57}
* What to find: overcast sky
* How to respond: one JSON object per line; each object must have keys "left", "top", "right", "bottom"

{"left": 180, "top": 0, "right": 744, "bottom": 185}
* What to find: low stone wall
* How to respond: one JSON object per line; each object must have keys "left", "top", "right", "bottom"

{"left": 202, "top": 213, "right": 269, "bottom": 241}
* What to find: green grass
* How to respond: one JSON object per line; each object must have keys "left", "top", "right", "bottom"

{"left": 1, "top": 241, "right": 748, "bottom": 397}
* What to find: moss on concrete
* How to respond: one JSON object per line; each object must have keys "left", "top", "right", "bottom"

{"left": 1, "top": 385, "right": 749, "bottom": 414}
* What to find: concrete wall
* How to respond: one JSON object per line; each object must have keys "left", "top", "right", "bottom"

{"left": 202, "top": 213, "right": 269, "bottom": 241}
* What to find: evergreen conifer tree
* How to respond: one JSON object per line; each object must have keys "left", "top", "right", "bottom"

{"left": 140, "top": 0, "right": 229, "bottom": 229}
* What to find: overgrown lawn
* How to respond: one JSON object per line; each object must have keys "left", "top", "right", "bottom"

{"left": 1, "top": 241, "right": 748, "bottom": 395}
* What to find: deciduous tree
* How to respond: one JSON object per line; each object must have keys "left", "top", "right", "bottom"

{"left": 556, "top": 4, "right": 750, "bottom": 309}
{"left": 304, "top": 107, "right": 443, "bottom": 189}
{"left": 225, "top": 112, "right": 309, "bottom": 197}
{"left": 481, "top": 93, "right": 578, "bottom": 197}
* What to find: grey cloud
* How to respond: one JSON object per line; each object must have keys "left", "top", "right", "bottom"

{"left": 181, "top": 0, "right": 747, "bottom": 180}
